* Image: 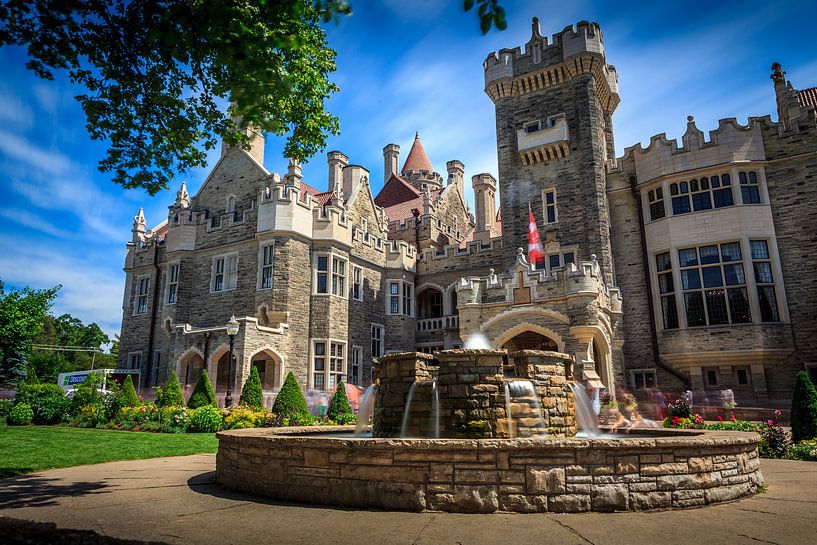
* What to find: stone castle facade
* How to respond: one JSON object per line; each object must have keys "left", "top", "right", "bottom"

{"left": 118, "top": 19, "right": 817, "bottom": 407}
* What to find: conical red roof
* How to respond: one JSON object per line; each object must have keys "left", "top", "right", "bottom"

{"left": 401, "top": 132, "right": 434, "bottom": 174}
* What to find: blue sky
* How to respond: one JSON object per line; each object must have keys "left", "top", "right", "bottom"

{"left": 0, "top": 0, "right": 815, "bottom": 339}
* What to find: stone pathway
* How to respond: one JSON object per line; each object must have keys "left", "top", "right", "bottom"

{"left": 1, "top": 455, "right": 815, "bottom": 545}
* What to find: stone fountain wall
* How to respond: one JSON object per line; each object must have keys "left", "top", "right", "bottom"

{"left": 373, "top": 349, "right": 577, "bottom": 438}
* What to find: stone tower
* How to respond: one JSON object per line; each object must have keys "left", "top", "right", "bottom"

{"left": 484, "top": 19, "right": 620, "bottom": 283}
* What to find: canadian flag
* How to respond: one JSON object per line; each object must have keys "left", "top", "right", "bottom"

{"left": 527, "top": 204, "right": 544, "bottom": 268}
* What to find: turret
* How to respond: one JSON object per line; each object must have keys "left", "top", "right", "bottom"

{"left": 327, "top": 151, "right": 349, "bottom": 194}
{"left": 771, "top": 62, "right": 804, "bottom": 131}
{"left": 383, "top": 143, "right": 400, "bottom": 182}
{"left": 446, "top": 160, "right": 464, "bottom": 193}
{"left": 132, "top": 208, "right": 147, "bottom": 243}
{"left": 285, "top": 158, "right": 303, "bottom": 187}
{"left": 471, "top": 173, "right": 498, "bottom": 243}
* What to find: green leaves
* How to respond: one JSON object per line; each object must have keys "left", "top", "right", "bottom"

{"left": 463, "top": 0, "right": 507, "bottom": 34}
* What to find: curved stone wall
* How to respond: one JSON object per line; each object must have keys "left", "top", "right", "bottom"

{"left": 216, "top": 427, "right": 763, "bottom": 513}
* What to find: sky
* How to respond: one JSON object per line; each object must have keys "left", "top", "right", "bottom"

{"left": 0, "top": 0, "right": 815, "bottom": 340}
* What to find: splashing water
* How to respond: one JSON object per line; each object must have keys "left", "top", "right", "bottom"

{"left": 354, "top": 384, "right": 377, "bottom": 437}
{"left": 569, "top": 382, "right": 601, "bottom": 437}
{"left": 464, "top": 332, "right": 491, "bottom": 350}
{"left": 504, "top": 379, "right": 548, "bottom": 438}
{"left": 400, "top": 380, "right": 440, "bottom": 438}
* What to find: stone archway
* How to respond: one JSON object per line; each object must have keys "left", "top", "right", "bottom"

{"left": 248, "top": 348, "right": 284, "bottom": 390}
{"left": 179, "top": 351, "right": 206, "bottom": 388}
{"left": 214, "top": 350, "right": 239, "bottom": 393}
{"left": 501, "top": 330, "right": 559, "bottom": 351}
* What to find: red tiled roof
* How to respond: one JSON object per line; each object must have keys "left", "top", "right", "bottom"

{"left": 401, "top": 132, "right": 434, "bottom": 174}
{"left": 798, "top": 87, "right": 817, "bottom": 111}
{"left": 300, "top": 181, "right": 333, "bottom": 206}
{"left": 374, "top": 174, "right": 422, "bottom": 208}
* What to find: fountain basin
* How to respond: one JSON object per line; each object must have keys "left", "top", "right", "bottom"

{"left": 215, "top": 426, "right": 764, "bottom": 513}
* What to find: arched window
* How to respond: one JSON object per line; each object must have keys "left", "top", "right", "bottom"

{"left": 225, "top": 195, "right": 235, "bottom": 213}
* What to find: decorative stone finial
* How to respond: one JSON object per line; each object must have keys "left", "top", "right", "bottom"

{"left": 415, "top": 131, "right": 420, "bottom": 140}
{"left": 517, "top": 247, "right": 524, "bottom": 255}
{"left": 132, "top": 207, "right": 147, "bottom": 242}
{"left": 175, "top": 181, "right": 189, "bottom": 208}
{"left": 686, "top": 115, "right": 694, "bottom": 123}
{"left": 771, "top": 62, "right": 785, "bottom": 83}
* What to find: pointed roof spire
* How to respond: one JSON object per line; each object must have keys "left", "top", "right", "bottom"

{"left": 132, "top": 207, "right": 147, "bottom": 242}
{"left": 175, "top": 181, "right": 190, "bottom": 208}
{"left": 401, "top": 131, "right": 434, "bottom": 174}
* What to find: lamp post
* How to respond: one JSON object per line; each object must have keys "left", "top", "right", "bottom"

{"left": 224, "top": 315, "right": 240, "bottom": 407}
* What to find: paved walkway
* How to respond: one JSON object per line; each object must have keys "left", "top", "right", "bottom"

{"left": 1, "top": 455, "right": 815, "bottom": 545}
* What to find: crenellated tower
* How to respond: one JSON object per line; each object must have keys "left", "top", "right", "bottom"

{"left": 484, "top": 19, "right": 619, "bottom": 284}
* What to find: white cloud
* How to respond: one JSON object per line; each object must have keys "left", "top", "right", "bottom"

{"left": 0, "top": 130, "right": 74, "bottom": 174}
{"left": 0, "top": 87, "right": 33, "bottom": 127}
{"left": 0, "top": 208, "right": 67, "bottom": 239}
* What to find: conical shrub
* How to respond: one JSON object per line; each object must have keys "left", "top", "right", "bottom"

{"left": 157, "top": 371, "right": 184, "bottom": 408}
{"left": 791, "top": 371, "right": 817, "bottom": 442}
{"left": 272, "top": 372, "right": 309, "bottom": 421}
{"left": 187, "top": 370, "right": 218, "bottom": 409}
{"left": 240, "top": 366, "right": 264, "bottom": 409}
{"left": 120, "top": 375, "right": 139, "bottom": 407}
{"left": 326, "top": 380, "right": 355, "bottom": 425}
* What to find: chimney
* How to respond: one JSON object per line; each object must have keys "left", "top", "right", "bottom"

{"left": 221, "top": 113, "right": 265, "bottom": 164}
{"left": 383, "top": 143, "right": 400, "bottom": 182}
{"left": 471, "top": 173, "right": 498, "bottom": 243}
{"left": 446, "top": 160, "right": 465, "bottom": 193}
{"left": 327, "top": 151, "right": 349, "bottom": 193}
{"left": 342, "top": 164, "right": 369, "bottom": 201}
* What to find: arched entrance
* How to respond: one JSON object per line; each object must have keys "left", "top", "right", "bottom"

{"left": 501, "top": 330, "right": 559, "bottom": 351}
{"left": 215, "top": 351, "right": 239, "bottom": 393}
{"left": 181, "top": 352, "right": 205, "bottom": 388}
{"left": 249, "top": 349, "right": 282, "bottom": 390}
{"left": 417, "top": 286, "right": 444, "bottom": 319}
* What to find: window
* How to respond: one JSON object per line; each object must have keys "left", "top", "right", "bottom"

{"left": 705, "top": 368, "right": 719, "bottom": 387}
{"left": 316, "top": 256, "right": 328, "bottom": 294}
{"left": 350, "top": 347, "right": 362, "bottom": 385}
{"left": 167, "top": 264, "right": 179, "bottom": 304}
{"left": 136, "top": 277, "right": 150, "bottom": 314}
{"left": 648, "top": 187, "right": 665, "bottom": 221}
{"left": 128, "top": 352, "right": 142, "bottom": 370}
{"left": 670, "top": 182, "right": 691, "bottom": 215}
{"left": 735, "top": 367, "right": 750, "bottom": 386}
{"left": 313, "top": 342, "right": 325, "bottom": 390}
{"left": 655, "top": 252, "right": 678, "bottom": 329}
{"left": 751, "top": 240, "right": 780, "bottom": 322}
{"left": 677, "top": 242, "right": 751, "bottom": 327}
{"left": 260, "top": 244, "right": 274, "bottom": 290}
{"left": 670, "top": 174, "right": 734, "bottom": 215}
{"left": 711, "top": 174, "right": 734, "bottom": 208}
{"left": 329, "top": 343, "right": 344, "bottom": 387}
{"left": 689, "top": 179, "right": 712, "bottom": 211}
{"left": 543, "top": 189, "right": 557, "bottom": 224}
{"left": 351, "top": 266, "right": 363, "bottom": 301}
{"left": 331, "top": 257, "right": 346, "bottom": 297}
{"left": 212, "top": 254, "right": 238, "bottom": 292}
{"left": 740, "top": 171, "right": 761, "bottom": 204}
{"left": 371, "top": 325, "right": 384, "bottom": 358}
{"left": 525, "top": 121, "right": 542, "bottom": 133}
{"left": 563, "top": 252, "right": 575, "bottom": 265}
{"left": 225, "top": 195, "right": 235, "bottom": 213}
{"left": 632, "top": 370, "right": 656, "bottom": 389}
{"left": 389, "top": 282, "right": 400, "bottom": 314}
{"left": 402, "top": 282, "right": 413, "bottom": 316}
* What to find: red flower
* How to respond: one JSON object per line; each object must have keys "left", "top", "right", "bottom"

{"left": 767, "top": 419, "right": 774, "bottom": 425}
{"left": 717, "top": 415, "right": 723, "bottom": 421}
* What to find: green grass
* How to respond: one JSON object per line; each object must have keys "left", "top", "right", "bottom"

{"left": 0, "top": 423, "right": 218, "bottom": 477}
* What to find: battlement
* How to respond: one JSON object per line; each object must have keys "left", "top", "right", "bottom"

{"left": 385, "top": 239, "right": 416, "bottom": 271}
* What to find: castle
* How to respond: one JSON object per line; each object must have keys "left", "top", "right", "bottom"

{"left": 118, "top": 19, "right": 817, "bottom": 408}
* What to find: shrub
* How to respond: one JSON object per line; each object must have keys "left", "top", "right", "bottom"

{"left": 791, "top": 371, "right": 817, "bottom": 443}
{"left": 157, "top": 372, "right": 185, "bottom": 408}
{"left": 119, "top": 375, "right": 139, "bottom": 407}
{"left": 116, "top": 403, "right": 160, "bottom": 428}
{"left": 224, "top": 407, "right": 257, "bottom": 430}
{"left": 70, "top": 373, "right": 103, "bottom": 416}
{"left": 326, "top": 381, "right": 356, "bottom": 425}
{"left": 15, "top": 383, "right": 71, "bottom": 424}
{"left": 666, "top": 399, "right": 692, "bottom": 419}
{"left": 704, "top": 417, "right": 757, "bottom": 432}
{"left": 190, "top": 405, "right": 223, "bottom": 433}
{"left": 75, "top": 404, "right": 102, "bottom": 428}
{"left": 758, "top": 420, "right": 791, "bottom": 458}
{"left": 663, "top": 413, "right": 704, "bottom": 429}
{"left": 240, "top": 366, "right": 264, "bottom": 409}
{"left": 272, "top": 372, "right": 310, "bottom": 424}
{"left": 160, "top": 406, "right": 190, "bottom": 433}
{"left": 253, "top": 408, "right": 278, "bottom": 427}
{"left": 789, "top": 439, "right": 817, "bottom": 461}
{"left": 8, "top": 403, "right": 34, "bottom": 425}
{"left": 0, "top": 399, "right": 13, "bottom": 418}
{"left": 187, "top": 370, "right": 218, "bottom": 409}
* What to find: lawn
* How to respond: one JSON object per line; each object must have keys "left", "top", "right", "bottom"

{"left": 0, "top": 423, "right": 219, "bottom": 477}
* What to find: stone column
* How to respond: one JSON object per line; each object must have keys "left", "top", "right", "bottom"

{"left": 372, "top": 352, "right": 437, "bottom": 437}
{"left": 512, "top": 350, "right": 576, "bottom": 437}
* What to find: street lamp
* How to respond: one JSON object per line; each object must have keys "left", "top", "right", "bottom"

{"left": 224, "top": 315, "right": 240, "bottom": 407}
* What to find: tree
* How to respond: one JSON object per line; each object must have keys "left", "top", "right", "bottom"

{"left": 0, "top": 279, "right": 60, "bottom": 384}
{"left": 156, "top": 371, "right": 185, "bottom": 407}
{"left": 240, "top": 366, "right": 264, "bottom": 409}
{"left": 188, "top": 370, "right": 218, "bottom": 409}
{"left": 272, "top": 371, "right": 309, "bottom": 420}
{"left": 326, "top": 380, "right": 355, "bottom": 424}
{"left": 119, "top": 375, "right": 139, "bottom": 407}
{"left": 791, "top": 371, "right": 817, "bottom": 443}
{"left": 29, "top": 313, "right": 113, "bottom": 382}
{"left": 0, "top": 1, "right": 504, "bottom": 195}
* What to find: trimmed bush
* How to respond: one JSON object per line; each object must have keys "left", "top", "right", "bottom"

{"left": 157, "top": 372, "right": 185, "bottom": 408}
{"left": 190, "top": 405, "right": 223, "bottom": 433}
{"left": 15, "top": 383, "right": 71, "bottom": 424}
{"left": 272, "top": 372, "right": 310, "bottom": 421}
{"left": 791, "top": 371, "right": 817, "bottom": 443}
{"left": 326, "top": 381, "right": 355, "bottom": 425}
{"left": 8, "top": 403, "right": 34, "bottom": 425}
{"left": 119, "top": 375, "right": 139, "bottom": 407}
{"left": 240, "top": 366, "right": 264, "bottom": 409}
{"left": 187, "top": 370, "right": 218, "bottom": 409}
